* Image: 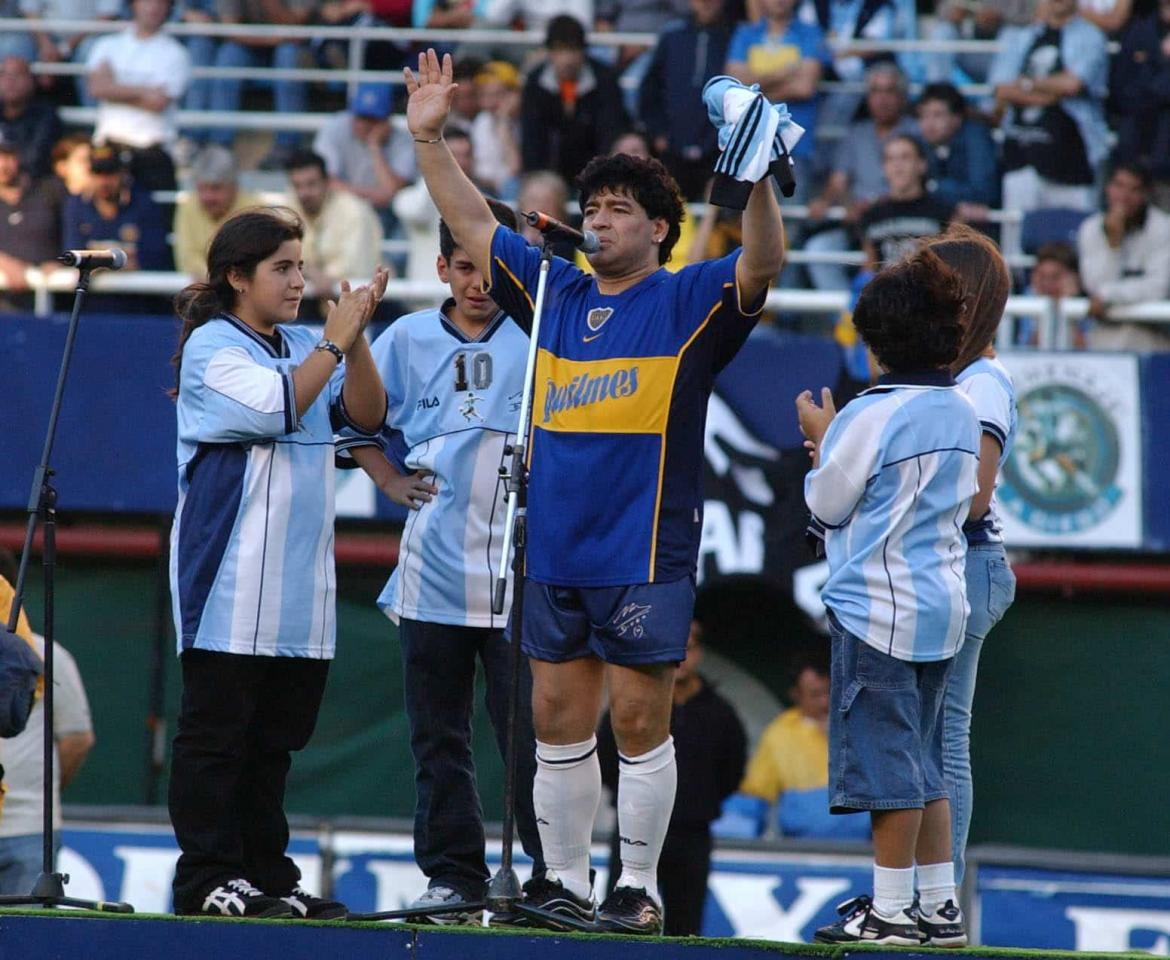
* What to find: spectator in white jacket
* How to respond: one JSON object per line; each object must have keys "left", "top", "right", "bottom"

{"left": 1078, "top": 162, "right": 1170, "bottom": 352}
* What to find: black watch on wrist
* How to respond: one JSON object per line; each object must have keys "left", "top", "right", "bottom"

{"left": 314, "top": 338, "right": 344, "bottom": 363}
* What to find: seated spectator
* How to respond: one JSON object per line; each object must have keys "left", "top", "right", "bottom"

{"left": 63, "top": 144, "right": 170, "bottom": 272}
{"left": 597, "top": 620, "right": 746, "bottom": 937}
{"left": 926, "top": 0, "right": 1035, "bottom": 86}
{"left": 0, "top": 550, "right": 94, "bottom": 897}
{"left": 804, "top": 63, "right": 917, "bottom": 290}
{"left": 21, "top": 0, "right": 122, "bottom": 102}
{"left": 284, "top": 148, "right": 383, "bottom": 297}
{"left": 312, "top": 83, "right": 416, "bottom": 223}
{"left": 520, "top": 15, "right": 629, "bottom": 185}
{"left": 988, "top": 0, "right": 1108, "bottom": 215}
{"left": 173, "top": 145, "right": 261, "bottom": 278}
{"left": 45, "top": 133, "right": 90, "bottom": 210}
{"left": 1109, "top": 0, "right": 1170, "bottom": 209}
{"left": 209, "top": 0, "right": 319, "bottom": 168}
{"left": 0, "top": 138, "right": 62, "bottom": 309}
{"left": 915, "top": 82, "right": 999, "bottom": 218}
{"left": 1078, "top": 162, "right": 1170, "bottom": 352}
{"left": 638, "top": 0, "right": 732, "bottom": 202}
{"left": 85, "top": 0, "right": 192, "bottom": 194}
{"left": 480, "top": 0, "right": 596, "bottom": 33}
{"left": 797, "top": 0, "right": 921, "bottom": 132}
{"left": 470, "top": 60, "right": 522, "bottom": 199}
{"left": 0, "top": 0, "right": 37, "bottom": 61}
{"left": 860, "top": 135, "right": 953, "bottom": 271}
{"left": 515, "top": 168, "right": 577, "bottom": 260}
{"left": 725, "top": 0, "right": 829, "bottom": 205}
{"left": 0, "top": 55, "right": 61, "bottom": 181}
{"left": 1029, "top": 241, "right": 1081, "bottom": 298}
{"left": 736, "top": 655, "right": 870, "bottom": 840}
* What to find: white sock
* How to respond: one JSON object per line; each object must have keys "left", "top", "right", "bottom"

{"left": 614, "top": 736, "right": 676, "bottom": 907}
{"left": 873, "top": 864, "right": 915, "bottom": 917}
{"left": 533, "top": 737, "right": 600, "bottom": 902}
{"left": 916, "top": 860, "right": 957, "bottom": 914}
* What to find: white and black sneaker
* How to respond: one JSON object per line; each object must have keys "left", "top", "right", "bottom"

{"left": 814, "top": 895, "right": 922, "bottom": 945}
{"left": 596, "top": 886, "right": 664, "bottom": 935}
{"left": 196, "top": 878, "right": 294, "bottom": 918}
{"left": 408, "top": 884, "right": 482, "bottom": 925}
{"left": 919, "top": 898, "right": 968, "bottom": 947}
{"left": 511, "top": 875, "right": 596, "bottom": 930}
{"left": 278, "top": 885, "right": 348, "bottom": 920}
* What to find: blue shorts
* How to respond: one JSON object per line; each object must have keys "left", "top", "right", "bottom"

{"left": 519, "top": 576, "right": 694, "bottom": 666}
{"left": 828, "top": 612, "right": 953, "bottom": 814}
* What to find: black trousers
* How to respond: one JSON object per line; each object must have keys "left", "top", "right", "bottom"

{"left": 168, "top": 649, "right": 329, "bottom": 912}
{"left": 399, "top": 618, "right": 544, "bottom": 898}
{"left": 608, "top": 826, "right": 713, "bottom": 936}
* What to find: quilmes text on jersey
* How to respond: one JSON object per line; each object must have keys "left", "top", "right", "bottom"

{"left": 542, "top": 366, "right": 640, "bottom": 423}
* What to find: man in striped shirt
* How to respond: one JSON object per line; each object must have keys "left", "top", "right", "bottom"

{"left": 796, "top": 249, "right": 979, "bottom": 947}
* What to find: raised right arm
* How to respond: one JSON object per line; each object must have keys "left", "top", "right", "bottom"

{"left": 405, "top": 49, "right": 498, "bottom": 277}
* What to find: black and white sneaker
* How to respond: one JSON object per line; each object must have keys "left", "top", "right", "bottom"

{"left": 408, "top": 884, "right": 482, "bottom": 925}
{"left": 919, "top": 898, "right": 968, "bottom": 947}
{"left": 595, "top": 886, "right": 664, "bottom": 936}
{"left": 278, "top": 885, "right": 348, "bottom": 920}
{"left": 510, "top": 875, "right": 596, "bottom": 929}
{"left": 814, "top": 895, "right": 922, "bottom": 945}
{"left": 196, "top": 878, "right": 294, "bottom": 918}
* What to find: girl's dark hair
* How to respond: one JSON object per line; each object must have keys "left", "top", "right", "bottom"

{"left": 171, "top": 206, "right": 304, "bottom": 396}
{"left": 575, "top": 153, "right": 686, "bottom": 265}
{"left": 919, "top": 224, "right": 1011, "bottom": 374}
{"left": 852, "top": 247, "right": 966, "bottom": 373}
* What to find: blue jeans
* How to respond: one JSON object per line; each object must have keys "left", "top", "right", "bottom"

{"left": 944, "top": 542, "right": 1016, "bottom": 883}
{"left": 0, "top": 833, "right": 60, "bottom": 895}
{"left": 183, "top": 34, "right": 218, "bottom": 143}
{"left": 208, "top": 41, "right": 306, "bottom": 149}
{"left": 399, "top": 619, "right": 544, "bottom": 898}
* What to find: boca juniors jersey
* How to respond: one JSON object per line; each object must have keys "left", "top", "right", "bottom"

{"left": 487, "top": 226, "right": 764, "bottom": 587}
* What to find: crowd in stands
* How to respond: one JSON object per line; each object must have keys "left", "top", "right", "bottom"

{"left": 1, "top": 0, "right": 1170, "bottom": 344}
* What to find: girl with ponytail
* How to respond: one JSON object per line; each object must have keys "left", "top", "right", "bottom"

{"left": 167, "top": 206, "right": 389, "bottom": 920}
{"left": 919, "top": 224, "right": 1017, "bottom": 890}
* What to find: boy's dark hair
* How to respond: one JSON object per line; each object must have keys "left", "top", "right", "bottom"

{"left": 439, "top": 197, "right": 517, "bottom": 261}
{"left": 575, "top": 154, "right": 685, "bottom": 265}
{"left": 1034, "top": 240, "right": 1078, "bottom": 272}
{"left": 885, "top": 133, "right": 927, "bottom": 162}
{"left": 853, "top": 248, "right": 966, "bottom": 372}
{"left": 284, "top": 149, "right": 327, "bottom": 177}
{"left": 917, "top": 81, "right": 965, "bottom": 117}
{"left": 546, "top": 14, "right": 586, "bottom": 50}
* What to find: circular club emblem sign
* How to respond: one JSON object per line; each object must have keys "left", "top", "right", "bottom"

{"left": 1000, "top": 382, "right": 1122, "bottom": 535}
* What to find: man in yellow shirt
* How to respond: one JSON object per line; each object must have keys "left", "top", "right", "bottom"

{"left": 739, "top": 655, "right": 869, "bottom": 839}
{"left": 172, "top": 145, "right": 260, "bottom": 279}
{"left": 0, "top": 566, "right": 46, "bottom": 817}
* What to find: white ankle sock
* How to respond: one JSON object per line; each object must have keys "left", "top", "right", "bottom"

{"left": 873, "top": 864, "right": 915, "bottom": 917}
{"left": 533, "top": 737, "right": 600, "bottom": 901}
{"left": 613, "top": 737, "right": 676, "bottom": 907}
{"left": 916, "top": 860, "right": 956, "bottom": 914}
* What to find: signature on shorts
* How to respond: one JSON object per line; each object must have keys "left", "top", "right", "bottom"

{"left": 612, "top": 602, "right": 652, "bottom": 639}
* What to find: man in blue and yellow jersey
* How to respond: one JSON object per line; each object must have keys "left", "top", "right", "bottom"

{"left": 403, "top": 48, "right": 786, "bottom": 936}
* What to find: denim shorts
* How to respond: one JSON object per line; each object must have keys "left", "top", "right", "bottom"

{"left": 519, "top": 576, "right": 694, "bottom": 666}
{"left": 828, "top": 612, "right": 953, "bottom": 813}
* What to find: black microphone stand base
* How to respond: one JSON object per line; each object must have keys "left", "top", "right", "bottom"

{"left": 0, "top": 870, "right": 134, "bottom": 913}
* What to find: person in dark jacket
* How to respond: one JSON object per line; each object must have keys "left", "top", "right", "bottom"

{"left": 915, "top": 82, "right": 1000, "bottom": 218}
{"left": 638, "top": 0, "right": 733, "bottom": 201}
{"left": 598, "top": 620, "right": 747, "bottom": 936}
{"left": 1109, "top": 0, "right": 1170, "bottom": 204}
{"left": 520, "top": 15, "right": 630, "bottom": 185}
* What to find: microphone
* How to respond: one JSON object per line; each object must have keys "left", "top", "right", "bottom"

{"left": 58, "top": 249, "right": 128, "bottom": 270}
{"left": 522, "top": 211, "right": 600, "bottom": 254}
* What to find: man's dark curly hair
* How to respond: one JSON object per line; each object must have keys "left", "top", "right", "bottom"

{"left": 575, "top": 154, "right": 686, "bottom": 265}
{"left": 852, "top": 248, "right": 966, "bottom": 373}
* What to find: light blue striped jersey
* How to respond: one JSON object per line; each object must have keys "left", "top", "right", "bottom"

{"left": 170, "top": 314, "right": 377, "bottom": 659}
{"left": 805, "top": 371, "right": 980, "bottom": 662}
{"left": 341, "top": 304, "right": 526, "bottom": 628}
{"left": 956, "top": 356, "right": 1017, "bottom": 546}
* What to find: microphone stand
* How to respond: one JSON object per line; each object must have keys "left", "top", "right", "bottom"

{"left": 349, "top": 238, "right": 591, "bottom": 930}
{"left": 0, "top": 263, "right": 134, "bottom": 913}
